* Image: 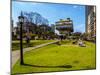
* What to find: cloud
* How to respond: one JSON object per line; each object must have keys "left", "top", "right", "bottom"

{"left": 73, "top": 5, "right": 84, "bottom": 10}
{"left": 73, "top": 5, "right": 78, "bottom": 8}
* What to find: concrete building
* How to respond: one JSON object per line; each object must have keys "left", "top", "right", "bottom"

{"left": 86, "top": 6, "right": 96, "bottom": 38}
{"left": 55, "top": 18, "right": 73, "bottom": 35}
{"left": 12, "top": 19, "right": 17, "bottom": 36}
{"left": 11, "top": 19, "right": 14, "bottom": 29}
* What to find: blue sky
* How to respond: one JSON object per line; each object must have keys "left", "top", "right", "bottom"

{"left": 12, "top": 1, "right": 85, "bottom": 33}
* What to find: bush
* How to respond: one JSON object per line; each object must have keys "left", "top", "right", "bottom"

{"left": 30, "top": 34, "right": 37, "bottom": 40}
{"left": 12, "top": 34, "right": 18, "bottom": 40}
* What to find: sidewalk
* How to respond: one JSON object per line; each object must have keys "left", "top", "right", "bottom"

{"left": 11, "top": 40, "right": 59, "bottom": 67}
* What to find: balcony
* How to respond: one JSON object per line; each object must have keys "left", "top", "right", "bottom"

{"left": 56, "top": 25, "right": 72, "bottom": 29}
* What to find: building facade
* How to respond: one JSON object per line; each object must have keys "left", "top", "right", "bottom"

{"left": 55, "top": 18, "right": 73, "bottom": 35}
{"left": 86, "top": 6, "right": 96, "bottom": 38}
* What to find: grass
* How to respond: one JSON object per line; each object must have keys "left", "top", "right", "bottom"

{"left": 12, "top": 40, "right": 54, "bottom": 51}
{"left": 12, "top": 40, "right": 96, "bottom": 74}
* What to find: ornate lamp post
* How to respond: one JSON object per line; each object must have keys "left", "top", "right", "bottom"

{"left": 18, "top": 12, "right": 24, "bottom": 65}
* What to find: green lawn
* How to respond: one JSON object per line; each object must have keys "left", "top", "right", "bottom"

{"left": 12, "top": 40, "right": 54, "bottom": 51}
{"left": 12, "top": 40, "right": 96, "bottom": 74}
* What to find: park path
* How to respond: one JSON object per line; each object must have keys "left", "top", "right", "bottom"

{"left": 11, "top": 40, "right": 59, "bottom": 67}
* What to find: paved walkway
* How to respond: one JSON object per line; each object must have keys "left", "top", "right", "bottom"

{"left": 11, "top": 40, "right": 59, "bottom": 67}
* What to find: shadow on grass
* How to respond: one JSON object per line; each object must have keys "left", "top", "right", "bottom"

{"left": 22, "top": 63, "right": 73, "bottom": 68}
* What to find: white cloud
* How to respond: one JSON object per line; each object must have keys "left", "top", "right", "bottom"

{"left": 73, "top": 5, "right": 78, "bottom": 8}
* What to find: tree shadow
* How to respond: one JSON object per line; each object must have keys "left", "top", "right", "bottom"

{"left": 23, "top": 63, "right": 73, "bottom": 68}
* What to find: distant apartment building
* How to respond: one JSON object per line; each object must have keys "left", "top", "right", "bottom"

{"left": 11, "top": 19, "right": 14, "bottom": 29}
{"left": 12, "top": 19, "right": 17, "bottom": 36}
{"left": 86, "top": 6, "right": 96, "bottom": 38}
{"left": 55, "top": 18, "right": 73, "bottom": 35}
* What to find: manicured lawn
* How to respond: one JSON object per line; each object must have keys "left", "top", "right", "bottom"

{"left": 12, "top": 40, "right": 96, "bottom": 74}
{"left": 12, "top": 40, "right": 55, "bottom": 51}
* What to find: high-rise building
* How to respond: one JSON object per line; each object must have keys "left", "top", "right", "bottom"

{"left": 55, "top": 18, "right": 73, "bottom": 35}
{"left": 86, "top": 6, "right": 96, "bottom": 38}
{"left": 11, "top": 19, "right": 14, "bottom": 29}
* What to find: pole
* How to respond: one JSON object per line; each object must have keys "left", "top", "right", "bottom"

{"left": 20, "top": 22, "right": 24, "bottom": 65}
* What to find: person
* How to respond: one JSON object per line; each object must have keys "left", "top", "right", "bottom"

{"left": 17, "top": 35, "right": 20, "bottom": 40}
{"left": 60, "top": 35, "right": 63, "bottom": 41}
{"left": 26, "top": 35, "right": 30, "bottom": 46}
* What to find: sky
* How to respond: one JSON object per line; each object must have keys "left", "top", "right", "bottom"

{"left": 12, "top": 1, "right": 86, "bottom": 33}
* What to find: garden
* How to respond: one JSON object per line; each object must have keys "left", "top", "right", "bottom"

{"left": 12, "top": 40, "right": 96, "bottom": 74}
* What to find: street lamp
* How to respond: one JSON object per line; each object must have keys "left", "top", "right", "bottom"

{"left": 18, "top": 12, "right": 24, "bottom": 65}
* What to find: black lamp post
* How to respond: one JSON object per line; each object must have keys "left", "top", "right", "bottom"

{"left": 18, "top": 12, "right": 24, "bottom": 65}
